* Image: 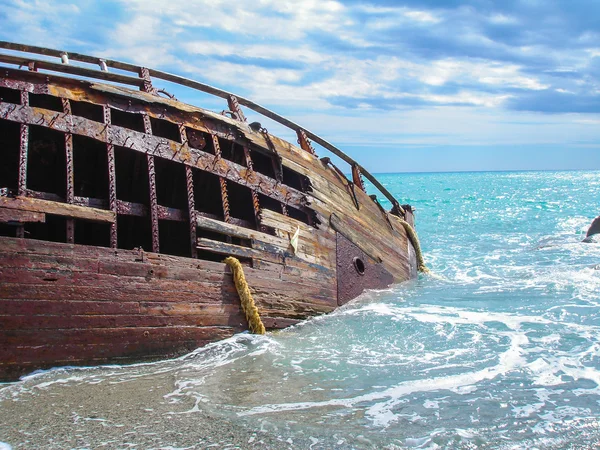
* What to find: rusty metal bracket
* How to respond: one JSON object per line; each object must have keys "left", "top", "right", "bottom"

{"left": 297, "top": 128, "right": 316, "bottom": 155}
{"left": 138, "top": 67, "right": 155, "bottom": 94}
{"left": 156, "top": 88, "right": 177, "bottom": 100}
{"left": 351, "top": 163, "right": 366, "bottom": 192}
{"left": 227, "top": 95, "right": 246, "bottom": 122}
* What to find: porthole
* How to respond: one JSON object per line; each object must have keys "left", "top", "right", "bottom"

{"left": 353, "top": 257, "right": 365, "bottom": 275}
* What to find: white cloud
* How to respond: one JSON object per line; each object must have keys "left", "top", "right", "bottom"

{"left": 0, "top": 0, "right": 82, "bottom": 47}
{"left": 183, "top": 41, "right": 327, "bottom": 65}
{"left": 421, "top": 59, "right": 549, "bottom": 90}
{"left": 404, "top": 10, "right": 441, "bottom": 24}
{"left": 488, "top": 13, "right": 519, "bottom": 25}
{"left": 364, "top": 6, "right": 443, "bottom": 30}
{"left": 115, "top": 0, "right": 349, "bottom": 41}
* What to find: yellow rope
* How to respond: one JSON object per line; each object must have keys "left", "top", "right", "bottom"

{"left": 223, "top": 256, "right": 266, "bottom": 335}
{"left": 397, "top": 219, "right": 430, "bottom": 274}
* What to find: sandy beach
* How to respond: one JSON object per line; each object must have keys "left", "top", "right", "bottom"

{"left": 0, "top": 374, "right": 328, "bottom": 449}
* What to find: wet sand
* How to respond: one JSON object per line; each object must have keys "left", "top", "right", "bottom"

{"left": 0, "top": 374, "right": 324, "bottom": 449}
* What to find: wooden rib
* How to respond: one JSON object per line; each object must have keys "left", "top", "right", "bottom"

{"left": 0, "top": 196, "right": 115, "bottom": 222}
{"left": 0, "top": 208, "right": 45, "bottom": 223}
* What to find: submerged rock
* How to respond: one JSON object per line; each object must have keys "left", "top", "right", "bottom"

{"left": 583, "top": 216, "right": 600, "bottom": 243}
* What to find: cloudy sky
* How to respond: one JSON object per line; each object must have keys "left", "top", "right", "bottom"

{"left": 1, "top": 0, "right": 600, "bottom": 172}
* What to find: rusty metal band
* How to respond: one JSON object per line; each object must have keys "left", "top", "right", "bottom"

{"left": 147, "top": 154, "right": 160, "bottom": 253}
{"left": 297, "top": 129, "right": 316, "bottom": 155}
{"left": 227, "top": 95, "right": 246, "bottom": 123}
{"left": 62, "top": 98, "right": 75, "bottom": 243}
{"left": 107, "top": 143, "right": 117, "bottom": 247}
{"left": 142, "top": 114, "right": 152, "bottom": 135}
{"left": 251, "top": 189, "right": 265, "bottom": 231}
{"left": 103, "top": 106, "right": 118, "bottom": 248}
{"left": 211, "top": 133, "right": 231, "bottom": 223}
{"left": 219, "top": 176, "right": 231, "bottom": 224}
{"left": 242, "top": 145, "right": 254, "bottom": 172}
{"left": 17, "top": 123, "right": 28, "bottom": 196}
{"left": 142, "top": 114, "right": 160, "bottom": 252}
{"left": 242, "top": 145, "right": 264, "bottom": 230}
{"left": 15, "top": 90, "right": 29, "bottom": 238}
{"left": 178, "top": 124, "right": 188, "bottom": 147}
{"left": 0, "top": 103, "right": 307, "bottom": 211}
{"left": 182, "top": 123, "right": 198, "bottom": 257}
{"left": 211, "top": 134, "right": 222, "bottom": 158}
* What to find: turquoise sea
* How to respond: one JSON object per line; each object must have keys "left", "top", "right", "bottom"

{"left": 1, "top": 170, "right": 600, "bottom": 449}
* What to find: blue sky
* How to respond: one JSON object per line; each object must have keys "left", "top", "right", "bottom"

{"left": 1, "top": 0, "right": 600, "bottom": 173}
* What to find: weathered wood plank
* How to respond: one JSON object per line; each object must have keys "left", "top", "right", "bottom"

{"left": 0, "top": 208, "right": 45, "bottom": 223}
{"left": 197, "top": 214, "right": 288, "bottom": 247}
{"left": 0, "top": 282, "right": 237, "bottom": 304}
{"left": 0, "top": 312, "right": 247, "bottom": 330}
{"left": 0, "top": 299, "right": 243, "bottom": 318}
{"left": 195, "top": 214, "right": 333, "bottom": 267}
{"left": 259, "top": 208, "right": 336, "bottom": 268}
{"left": 0, "top": 229, "right": 337, "bottom": 284}
{"left": 261, "top": 207, "right": 331, "bottom": 237}
{"left": 0, "top": 299, "right": 142, "bottom": 316}
{"left": 0, "top": 337, "right": 226, "bottom": 373}
{"left": 197, "top": 237, "right": 282, "bottom": 262}
{"left": 196, "top": 237, "right": 336, "bottom": 278}
{"left": 0, "top": 196, "right": 115, "bottom": 222}
{"left": 0, "top": 326, "right": 235, "bottom": 348}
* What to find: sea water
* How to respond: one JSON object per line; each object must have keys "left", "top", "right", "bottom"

{"left": 1, "top": 170, "right": 600, "bottom": 449}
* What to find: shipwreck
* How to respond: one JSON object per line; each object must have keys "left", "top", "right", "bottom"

{"left": 0, "top": 42, "right": 424, "bottom": 381}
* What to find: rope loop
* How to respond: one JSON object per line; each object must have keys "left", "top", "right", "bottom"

{"left": 397, "top": 219, "right": 430, "bottom": 274}
{"left": 224, "top": 256, "right": 266, "bottom": 334}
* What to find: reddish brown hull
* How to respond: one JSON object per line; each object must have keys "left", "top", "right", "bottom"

{"left": 0, "top": 236, "right": 337, "bottom": 380}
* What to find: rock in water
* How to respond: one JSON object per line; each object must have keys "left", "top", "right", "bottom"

{"left": 583, "top": 215, "right": 600, "bottom": 243}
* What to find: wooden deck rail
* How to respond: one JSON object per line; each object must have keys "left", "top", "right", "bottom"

{"left": 0, "top": 41, "right": 402, "bottom": 213}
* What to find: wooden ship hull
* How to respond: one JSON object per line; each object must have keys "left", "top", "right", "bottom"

{"left": 0, "top": 42, "right": 420, "bottom": 381}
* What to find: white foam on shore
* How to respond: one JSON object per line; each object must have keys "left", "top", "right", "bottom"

{"left": 238, "top": 331, "right": 529, "bottom": 426}
{"left": 230, "top": 301, "right": 600, "bottom": 430}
